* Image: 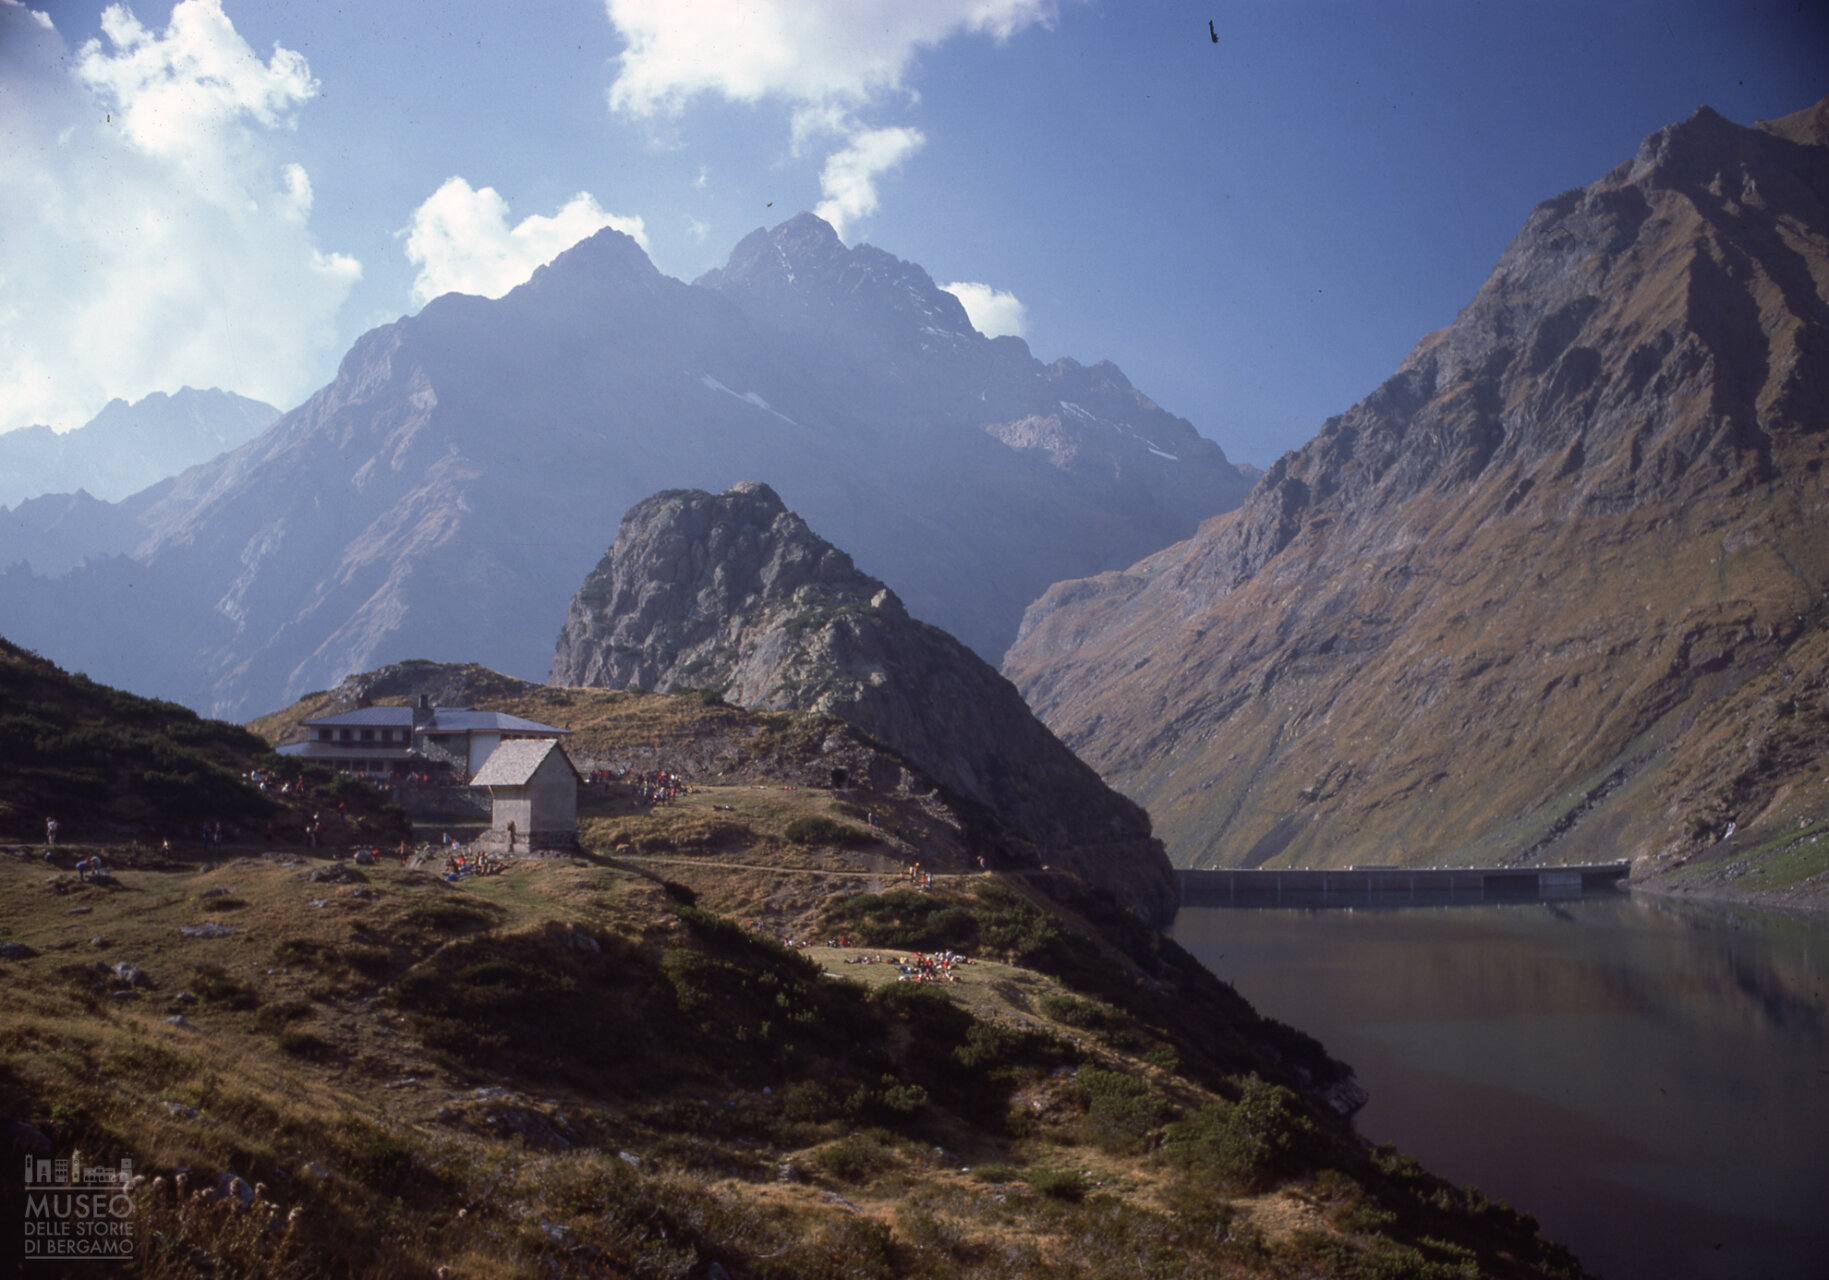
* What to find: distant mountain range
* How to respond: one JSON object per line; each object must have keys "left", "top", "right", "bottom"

{"left": 0, "top": 388, "right": 278, "bottom": 509}
{"left": 0, "top": 213, "right": 1249, "bottom": 720}
{"left": 1005, "top": 98, "right": 1829, "bottom": 884}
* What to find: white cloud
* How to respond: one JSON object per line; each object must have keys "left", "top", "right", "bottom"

{"left": 0, "top": 0, "right": 358, "bottom": 434}
{"left": 404, "top": 179, "right": 649, "bottom": 308}
{"left": 813, "top": 126, "right": 924, "bottom": 240}
{"left": 603, "top": 0, "right": 1052, "bottom": 237}
{"left": 603, "top": 0, "right": 1053, "bottom": 117}
{"left": 941, "top": 281, "right": 1028, "bottom": 338}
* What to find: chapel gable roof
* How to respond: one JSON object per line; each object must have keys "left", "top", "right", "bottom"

{"left": 470, "top": 738, "right": 577, "bottom": 787}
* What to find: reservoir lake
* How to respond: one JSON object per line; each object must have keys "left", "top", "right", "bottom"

{"left": 1173, "top": 895, "right": 1829, "bottom": 1280}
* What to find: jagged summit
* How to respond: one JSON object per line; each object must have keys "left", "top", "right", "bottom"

{"left": 1006, "top": 96, "right": 1829, "bottom": 882}
{"left": 552, "top": 483, "right": 1178, "bottom": 921}
{"left": 698, "top": 212, "right": 979, "bottom": 351}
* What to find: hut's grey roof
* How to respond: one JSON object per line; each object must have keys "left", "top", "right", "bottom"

{"left": 300, "top": 705, "right": 567, "bottom": 734}
{"left": 470, "top": 738, "right": 573, "bottom": 786}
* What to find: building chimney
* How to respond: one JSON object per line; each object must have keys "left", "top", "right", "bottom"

{"left": 413, "top": 693, "right": 434, "bottom": 727}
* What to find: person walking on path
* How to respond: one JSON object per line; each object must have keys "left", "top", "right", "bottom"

{"left": 506, "top": 821, "right": 518, "bottom": 854}
{"left": 45, "top": 817, "right": 58, "bottom": 848}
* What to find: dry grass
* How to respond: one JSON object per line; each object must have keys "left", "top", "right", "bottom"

{"left": 0, "top": 825, "right": 1586, "bottom": 1280}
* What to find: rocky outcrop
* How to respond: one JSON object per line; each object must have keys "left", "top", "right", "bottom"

{"left": 552, "top": 482, "right": 1178, "bottom": 922}
{"left": 1005, "top": 98, "right": 1829, "bottom": 880}
{"left": 0, "top": 214, "right": 1248, "bottom": 720}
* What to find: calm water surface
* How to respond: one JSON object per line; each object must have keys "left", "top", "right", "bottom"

{"left": 1173, "top": 895, "right": 1829, "bottom": 1280}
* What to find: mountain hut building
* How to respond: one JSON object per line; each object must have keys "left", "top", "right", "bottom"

{"left": 468, "top": 738, "right": 581, "bottom": 850}
{"left": 277, "top": 695, "right": 569, "bottom": 782}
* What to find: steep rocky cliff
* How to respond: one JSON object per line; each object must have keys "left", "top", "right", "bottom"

{"left": 553, "top": 482, "right": 1178, "bottom": 921}
{"left": 1005, "top": 98, "right": 1829, "bottom": 887}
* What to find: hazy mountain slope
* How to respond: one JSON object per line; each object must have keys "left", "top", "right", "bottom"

{"left": 1005, "top": 98, "right": 1829, "bottom": 886}
{"left": 0, "top": 216, "right": 1248, "bottom": 720}
{"left": 551, "top": 482, "right": 1179, "bottom": 922}
{"left": 0, "top": 388, "right": 277, "bottom": 507}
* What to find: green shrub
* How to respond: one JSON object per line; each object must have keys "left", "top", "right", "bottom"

{"left": 1025, "top": 1167, "right": 1089, "bottom": 1202}
{"left": 970, "top": 1163, "right": 1022, "bottom": 1183}
{"left": 783, "top": 815, "right": 863, "bottom": 846}
{"left": 1077, "top": 1066, "right": 1175, "bottom": 1153}
{"left": 813, "top": 1132, "right": 897, "bottom": 1183}
{"left": 1162, "top": 1075, "right": 1318, "bottom": 1191}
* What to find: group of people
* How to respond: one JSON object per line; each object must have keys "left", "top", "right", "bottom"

{"left": 631, "top": 771, "right": 687, "bottom": 807}
{"left": 442, "top": 850, "right": 506, "bottom": 882}
{"left": 893, "top": 950, "right": 973, "bottom": 984}
{"left": 242, "top": 765, "right": 305, "bottom": 795}
{"left": 833, "top": 948, "right": 973, "bottom": 984}
{"left": 899, "top": 862, "right": 936, "bottom": 891}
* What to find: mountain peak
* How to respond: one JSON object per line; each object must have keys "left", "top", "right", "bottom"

{"left": 552, "top": 485, "right": 1177, "bottom": 921}
{"left": 1005, "top": 95, "right": 1829, "bottom": 881}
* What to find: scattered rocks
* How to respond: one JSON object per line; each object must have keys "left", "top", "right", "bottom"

{"left": 217, "top": 1173, "right": 254, "bottom": 1211}
{"left": 66, "top": 905, "right": 92, "bottom": 915}
{"left": 89, "top": 935, "right": 109, "bottom": 948}
{"left": 170, "top": 991, "right": 197, "bottom": 1005}
{"left": 617, "top": 1151, "right": 642, "bottom": 1170}
{"left": 112, "top": 960, "right": 147, "bottom": 987}
{"left": 179, "top": 922, "right": 237, "bottom": 939}
{"left": 198, "top": 886, "right": 236, "bottom": 899}
{"left": 164, "top": 1015, "right": 193, "bottom": 1029}
{"left": 0, "top": 942, "right": 37, "bottom": 960}
{"left": 302, "top": 864, "right": 367, "bottom": 885}
{"left": 163, "top": 1101, "right": 200, "bottom": 1119}
{"left": 353, "top": 850, "right": 377, "bottom": 867}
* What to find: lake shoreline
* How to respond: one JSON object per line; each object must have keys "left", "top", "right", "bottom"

{"left": 1626, "top": 875, "right": 1829, "bottom": 921}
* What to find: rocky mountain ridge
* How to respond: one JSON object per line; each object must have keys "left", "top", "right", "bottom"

{"left": 0, "top": 387, "right": 277, "bottom": 509}
{"left": 1005, "top": 97, "right": 1829, "bottom": 890}
{"left": 0, "top": 215, "right": 1249, "bottom": 721}
{"left": 550, "top": 482, "right": 1179, "bottom": 922}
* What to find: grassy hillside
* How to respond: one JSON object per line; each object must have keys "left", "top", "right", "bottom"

{"left": 1, "top": 668, "right": 1587, "bottom": 1278}
{"left": 0, "top": 637, "right": 406, "bottom": 849}
{"left": 0, "top": 844, "right": 1583, "bottom": 1279}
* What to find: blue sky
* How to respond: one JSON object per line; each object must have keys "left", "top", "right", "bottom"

{"left": 4, "top": 1, "right": 1825, "bottom": 466}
